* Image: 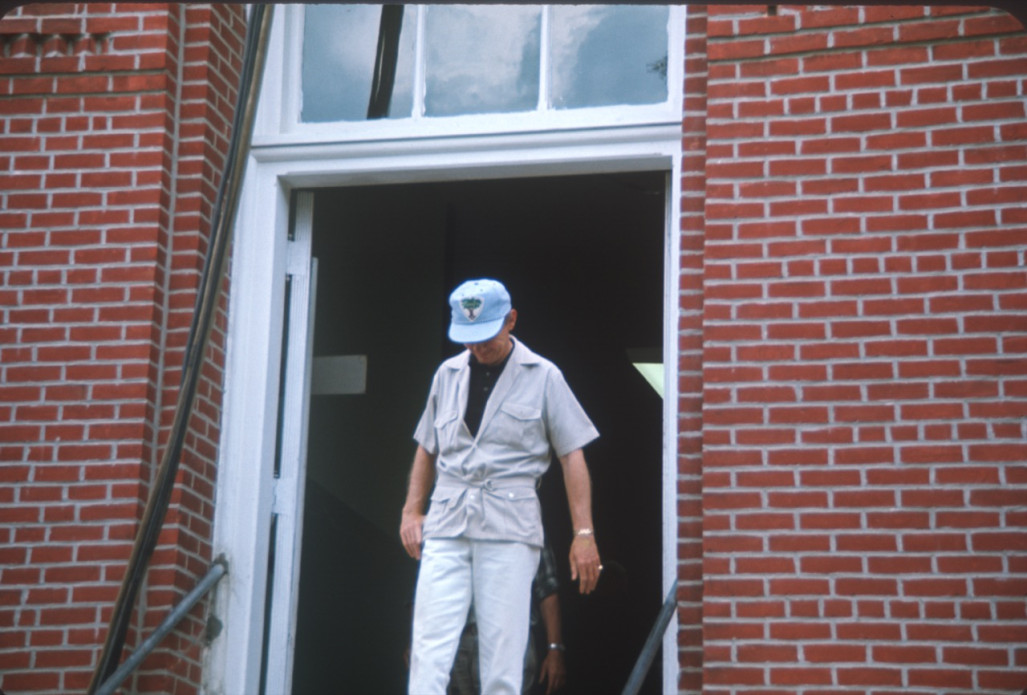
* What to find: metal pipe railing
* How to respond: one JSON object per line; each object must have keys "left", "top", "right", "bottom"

{"left": 620, "top": 579, "right": 679, "bottom": 695}
{"left": 86, "top": 6, "right": 274, "bottom": 693}
{"left": 94, "top": 559, "right": 229, "bottom": 695}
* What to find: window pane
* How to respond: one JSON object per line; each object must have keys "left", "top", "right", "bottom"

{"left": 302, "top": 5, "right": 415, "bottom": 122}
{"left": 424, "top": 5, "right": 541, "bottom": 117}
{"left": 549, "top": 6, "right": 668, "bottom": 110}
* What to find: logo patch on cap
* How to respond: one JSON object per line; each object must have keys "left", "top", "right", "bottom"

{"left": 460, "top": 296, "right": 484, "bottom": 321}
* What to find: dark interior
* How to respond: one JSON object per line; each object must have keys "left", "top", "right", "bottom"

{"left": 290, "top": 172, "right": 666, "bottom": 695}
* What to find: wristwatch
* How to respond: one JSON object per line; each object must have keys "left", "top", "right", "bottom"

{"left": 548, "top": 642, "right": 566, "bottom": 652}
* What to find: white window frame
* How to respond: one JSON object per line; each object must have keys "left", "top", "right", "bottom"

{"left": 258, "top": 4, "right": 685, "bottom": 146}
{"left": 205, "top": 5, "right": 685, "bottom": 694}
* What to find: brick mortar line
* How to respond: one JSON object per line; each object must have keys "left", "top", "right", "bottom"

{"left": 702, "top": 689, "right": 1002, "bottom": 695}
{"left": 702, "top": 497, "right": 1025, "bottom": 504}
{"left": 706, "top": 608, "right": 1024, "bottom": 614}
{"left": 702, "top": 243, "right": 1026, "bottom": 251}
{"left": 708, "top": 43, "right": 1027, "bottom": 68}
{"left": 706, "top": 439, "right": 1027, "bottom": 445}
{"left": 706, "top": 525, "right": 1027, "bottom": 529}
{"left": 701, "top": 368, "right": 1027, "bottom": 376}
{"left": 702, "top": 500, "right": 1014, "bottom": 507}
{"left": 706, "top": 136, "right": 1027, "bottom": 145}
{"left": 703, "top": 162, "right": 1027, "bottom": 172}
{"left": 709, "top": 66, "right": 1026, "bottom": 83}
{"left": 706, "top": 310, "right": 1027, "bottom": 314}
{"left": 706, "top": 633, "right": 1025, "bottom": 640}
{"left": 701, "top": 577, "right": 1018, "bottom": 583}
{"left": 733, "top": 123, "right": 1026, "bottom": 135}
{"left": 704, "top": 260, "right": 1024, "bottom": 269}
{"left": 2, "top": 66, "right": 164, "bottom": 79}
{"left": 706, "top": 21, "right": 1015, "bottom": 51}
{"left": 702, "top": 186, "right": 1026, "bottom": 192}
{"left": 702, "top": 395, "right": 1027, "bottom": 403}
{"left": 703, "top": 301, "right": 1027, "bottom": 308}
{"left": 704, "top": 231, "right": 1022, "bottom": 240}
{"left": 702, "top": 328, "right": 1027, "bottom": 332}
{"left": 708, "top": 85, "right": 1027, "bottom": 95}
{"left": 701, "top": 431, "right": 1026, "bottom": 438}
{"left": 704, "top": 135, "right": 1027, "bottom": 147}
{"left": 702, "top": 261, "right": 1027, "bottom": 273}
{"left": 702, "top": 396, "right": 1027, "bottom": 400}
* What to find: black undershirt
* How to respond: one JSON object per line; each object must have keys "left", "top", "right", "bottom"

{"left": 464, "top": 345, "right": 513, "bottom": 437}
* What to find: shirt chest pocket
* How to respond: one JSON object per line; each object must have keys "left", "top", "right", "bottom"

{"left": 433, "top": 410, "right": 463, "bottom": 453}
{"left": 489, "top": 402, "right": 545, "bottom": 451}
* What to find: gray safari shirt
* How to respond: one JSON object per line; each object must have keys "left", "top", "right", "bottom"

{"left": 414, "top": 339, "right": 599, "bottom": 547}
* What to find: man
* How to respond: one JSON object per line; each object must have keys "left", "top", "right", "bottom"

{"left": 448, "top": 545, "right": 567, "bottom": 695}
{"left": 400, "top": 278, "right": 602, "bottom": 695}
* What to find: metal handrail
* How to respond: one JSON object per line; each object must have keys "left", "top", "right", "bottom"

{"left": 621, "top": 579, "right": 679, "bottom": 695}
{"left": 94, "top": 559, "right": 229, "bottom": 695}
{"left": 85, "top": 6, "right": 274, "bottom": 692}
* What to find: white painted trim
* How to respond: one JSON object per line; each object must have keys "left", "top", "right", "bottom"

{"left": 662, "top": 157, "right": 684, "bottom": 695}
{"left": 249, "top": 125, "right": 683, "bottom": 193}
{"left": 203, "top": 160, "right": 291, "bottom": 695}
{"left": 660, "top": 11, "right": 686, "bottom": 693}
{"left": 412, "top": 6, "right": 426, "bottom": 118}
{"left": 264, "top": 5, "right": 685, "bottom": 147}
{"left": 538, "top": 6, "right": 552, "bottom": 111}
{"left": 262, "top": 194, "right": 318, "bottom": 694}
{"left": 666, "top": 4, "right": 685, "bottom": 132}
{"left": 253, "top": 4, "right": 286, "bottom": 138}
{"left": 208, "top": 136, "right": 685, "bottom": 695}
{"left": 266, "top": 103, "right": 684, "bottom": 148}
{"left": 280, "top": 5, "right": 304, "bottom": 135}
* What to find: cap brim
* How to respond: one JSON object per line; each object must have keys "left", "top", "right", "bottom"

{"left": 448, "top": 317, "right": 505, "bottom": 344}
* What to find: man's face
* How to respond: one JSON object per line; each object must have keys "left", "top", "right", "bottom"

{"left": 465, "top": 312, "right": 516, "bottom": 366}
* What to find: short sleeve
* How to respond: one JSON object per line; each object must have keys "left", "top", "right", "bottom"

{"left": 413, "top": 371, "right": 440, "bottom": 454}
{"left": 543, "top": 368, "right": 599, "bottom": 457}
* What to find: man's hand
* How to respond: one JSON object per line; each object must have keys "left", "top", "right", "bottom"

{"left": 400, "top": 509, "right": 426, "bottom": 560}
{"left": 400, "top": 445, "right": 436, "bottom": 560}
{"left": 568, "top": 534, "right": 602, "bottom": 594}
{"left": 538, "top": 649, "right": 567, "bottom": 694}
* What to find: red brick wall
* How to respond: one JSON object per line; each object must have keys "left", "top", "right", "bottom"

{"left": 0, "top": 3, "right": 244, "bottom": 693}
{"left": 697, "top": 4, "right": 1027, "bottom": 693}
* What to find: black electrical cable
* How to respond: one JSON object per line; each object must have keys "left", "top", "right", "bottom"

{"left": 86, "top": 6, "right": 273, "bottom": 693}
{"left": 367, "top": 4, "right": 404, "bottom": 119}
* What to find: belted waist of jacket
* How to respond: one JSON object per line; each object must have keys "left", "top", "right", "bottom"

{"left": 435, "top": 471, "right": 539, "bottom": 493}
{"left": 424, "top": 471, "right": 544, "bottom": 547}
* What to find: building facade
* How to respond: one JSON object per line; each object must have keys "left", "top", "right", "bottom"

{"left": 1, "top": 3, "right": 1025, "bottom": 695}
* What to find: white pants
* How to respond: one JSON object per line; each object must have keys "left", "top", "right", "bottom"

{"left": 408, "top": 538, "right": 539, "bottom": 695}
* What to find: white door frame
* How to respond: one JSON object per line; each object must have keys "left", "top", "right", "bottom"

{"left": 205, "top": 13, "right": 684, "bottom": 694}
{"left": 259, "top": 193, "right": 318, "bottom": 694}
{"left": 205, "top": 131, "right": 683, "bottom": 695}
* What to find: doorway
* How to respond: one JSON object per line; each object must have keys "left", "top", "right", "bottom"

{"left": 290, "top": 172, "right": 666, "bottom": 694}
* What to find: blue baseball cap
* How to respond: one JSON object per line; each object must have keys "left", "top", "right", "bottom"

{"left": 448, "top": 279, "right": 512, "bottom": 343}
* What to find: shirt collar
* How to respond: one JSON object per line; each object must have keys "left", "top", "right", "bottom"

{"left": 443, "top": 337, "right": 541, "bottom": 370}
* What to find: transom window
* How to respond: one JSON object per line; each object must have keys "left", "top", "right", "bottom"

{"left": 300, "top": 4, "right": 671, "bottom": 124}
